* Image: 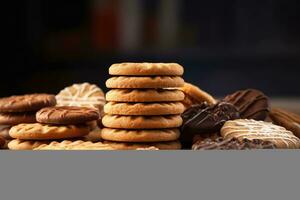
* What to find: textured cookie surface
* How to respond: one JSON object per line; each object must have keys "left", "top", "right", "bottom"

{"left": 34, "top": 140, "right": 114, "bottom": 150}
{"left": 270, "top": 108, "right": 300, "bottom": 139}
{"left": 106, "top": 76, "right": 184, "bottom": 89}
{"left": 106, "top": 89, "right": 185, "bottom": 102}
{"left": 102, "top": 115, "right": 182, "bottom": 129}
{"left": 56, "top": 82, "right": 105, "bottom": 111}
{"left": 102, "top": 128, "right": 180, "bottom": 142}
{"left": 221, "top": 119, "right": 300, "bottom": 149}
{"left": 109, "top": 63, "right": 184, "bottom": 76}
{"left": 9, "top": 123, "right": 89, "bottom": 140}
{"left": 0, "top": 112, "right": 36, "bottom": 125}
{"left": 223, "top": 89, "right": 269, "bottom": 120}
{"left": 36, "top": 106, "right": 99, "bottom": 125}
{"left": 104, "top": 140, "right": 181, "bottom": 150}
{"left": 104, "top": 102, "right": 184, "bottom": 116}
{"left": 0, "top": 94, "right": 56, "bottom": 112}
{"left": 8, "top": 139, "right": 51, "bottom": 150}
{"left": 179, "top": 83, "right": 216, "bottom": 109}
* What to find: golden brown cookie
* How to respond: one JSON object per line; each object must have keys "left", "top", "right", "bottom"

{"left": 102, "top": 115, "right": 182, "bottom": 129}
{"left": 84, "top": 127, "right": 102, "bottom": 142}
{"left": 0, "top": 94, "right": 56, "bottom": 112}
{"left": 0, "top": 112, "right": 36, "bottom": 125}
{"left": 104, "top": 102, "right": 184, "bottom": 116}
{"left": 103, "top": 140, "right": 181, "bottom": 150}
{"left": 179, "top": 83, "right": 216, "bottom": 109}
{"left": 221, "top": 119, "right": 300, "bottom": 149}
{"left": 8, "top": 139, "right": 51, "bottom": 150}
{"left": 36, "top": 106, "right": 99, "bottom": 125}
{"left": 34, "top": 140, "right": 114, "bottom": 150}
{"left": 106, "top": 76, "right": 184, "bottom": 89}
{"left": 269, "top": 108, "right": 300, "bottom": 139}
{"left": 56, "top": 82, "right": 105, "bottom": 112}
{"left": 9, "top": 123, "right": 89, "bottom": 140}
{"left": 101, "top": 128, "right": 180, "bottom": 142}
{"left": 106, "top": 89, "right": 185, "bottom": 102}
{"left": 109, "top": 63, "right": 184, "bottom": 76}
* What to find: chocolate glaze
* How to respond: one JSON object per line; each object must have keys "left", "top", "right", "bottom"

{"left": 192, "top": 137, "right": 276, "bottom": 150}
{"left": 223, "top": 89, "right": 269, "bottom": 120}
{"left": 180, "top": 102, "right": 240, "bottom": 147}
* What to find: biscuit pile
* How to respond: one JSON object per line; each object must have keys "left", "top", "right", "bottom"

{"left": 8, "top": 106, "right": 99, "bottom": 150}
{"left": 0, "top": 94, "right": 56, "bottom": 149}
{"left": 102, "top": 63, "right": 185, "bottom": 149}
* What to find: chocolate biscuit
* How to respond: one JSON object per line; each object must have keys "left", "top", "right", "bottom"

{"left": 0, "top": 94, "right": 56, "bottom": 113}
{"left": 223, "top": 89, "right": 269, "bottom": 120}
{"left": 36, "top": 106, "right": 99, "bottom": 125}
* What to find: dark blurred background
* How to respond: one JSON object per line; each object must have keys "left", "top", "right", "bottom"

{"left": 2, "top": 0, "right": 300, "bottom": 99}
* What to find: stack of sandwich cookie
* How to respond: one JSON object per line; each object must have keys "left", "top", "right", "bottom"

{"left": 56, "top": 82, "right": 106, "bottom": 142}
{"left": 103, "top": 63, "right": 185, "bottom": 149}
{"left": 0, "top": 94, "right": 56, "bottom": 149}
{"left": 8, "top": 106, "right": 99, "bottom": 150}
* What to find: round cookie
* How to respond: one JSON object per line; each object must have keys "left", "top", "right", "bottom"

{"left": 104, "top": 102, "right": 184, "bottom": 116}
{"left": 179, "top": 83, "right": 216, "bottom": 109}
{"left": 101, "top": 128, "right": 180, "bottom": 142}
{"left": 102, "top": 115, "right": 182, "bottom": 129}
{"left": 109, "top": 63, "right": 184, "bottom": 76}
{"left": 269, "top": 108, "right": 300, "bottom": 139}
{"left": 36, "top": 106, "right": 99, "bottom": 125}
{"left": 223, "top": 89, "right": 269, "bottom": 121}
{"left": 106, "top": 89, "right": 185, "bottom": 102}
{"left": 56, "top": 82, "right": 105, "bottom": 112}
{"left": 34, "top": 140, "right": 114, "bottom": 150}
{"left": 221, "top": 119, "right": 300, "bottom": 149}
{"left": 0, "top": 94, "right": 56, "bottom": 112}
{"left": 9, "top": 123, "right": 89, "bottom": 140}
{"left": 103, "top": 141, "right": 181, "bottom": 150}
{"left": 8, "top": 139, "right": 51, "bottom": 150}
{"left": 0, "top": 112, "right": 36, "bottom": 125}
{"left": 106, "top": 76, "right": 184, "bottom": 89}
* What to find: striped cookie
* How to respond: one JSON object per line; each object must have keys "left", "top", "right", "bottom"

{"left": 56, "top": 82, "right": 105, "bottom": 112}
{"left": 221, "top": 119, "right": 300, "bottom": 149}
